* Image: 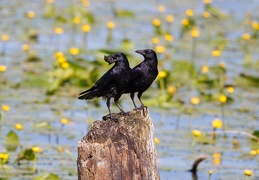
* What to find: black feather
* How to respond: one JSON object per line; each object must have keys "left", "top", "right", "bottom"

{"left": 124, "top": 49, "right": 158, "bottom": 108}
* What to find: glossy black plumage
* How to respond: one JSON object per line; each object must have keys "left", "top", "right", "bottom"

{"left": 78, "top": 52, "right": 132, "bottom": 120}
{"left": 124, "top": 49, "right": 158, "bottom": 108}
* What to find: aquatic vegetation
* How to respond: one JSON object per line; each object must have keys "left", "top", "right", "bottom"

{"left": 0, "top": 0, "right": 259, "bottom": 179}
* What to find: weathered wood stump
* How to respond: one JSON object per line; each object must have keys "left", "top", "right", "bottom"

{"left": 77, "top": 108, "right": 160, "bottom": 180}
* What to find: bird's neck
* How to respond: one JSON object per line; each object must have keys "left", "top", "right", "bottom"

{"left": 115, "top": 61, "right": 130, "bottom": 68}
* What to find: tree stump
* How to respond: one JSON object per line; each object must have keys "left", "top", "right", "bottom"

{"left": 77, "top": 108, "right": 160, "bottom": 180}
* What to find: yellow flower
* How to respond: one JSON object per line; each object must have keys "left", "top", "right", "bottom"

{"left": 219, "top": 95, "right": 227, "bottom": 103}
{"left": 57, "top": 146, "right": 64, "bottom": 153}
{"left": 226, "top": 86, "right": 234, "bottom": 94}
{"left": 69, "top": 47, "right": 79, "bottom": 55}
{"left": 201, "top": 65, "right": 209, "bottom": 73}
{"left": 212, "top": 153, "right": 221, "bottom": 164}
{"left": 202, "top": 11, "right": 211, "bottom": 18}
{"left": 192, "top": 130, "right": 202, "bottom": 137}
{"left": 32, "top": 146, "right": 42, "bottom": 153}
{"left": 73, "top": 17, "right": 81, "bottom": 24}
{"left": 166, "top": 15, "right": 174, "bottom": 23}
{"left": 213, "top": 158, "right": 221, "bottom": 164}
{"left": 158, "top": 70, "right": 167, "bottom": 79}
{"left": 152, "top": 18, "right": 161, "bottom": 27}
{"left": 242, "top": 33, "right": 250, "bottom": 40}
{"left": 233, "top": 139, "right": 239, "bottom": 147}
{"left": 0, "top": 65, "right": 7, "bottom": 72}
{"left": 167, "top": 85, "right": 176, "bottom": 96}
{"left": 61, "top": 62, "right": 70, "bottom": 69}
{"left": 15, "top": 123, "right": 23, "bottom": 131}
{"left": 26, "top": 11, "right": 35, "bottom": 19}
{"left": 0, "top": 153, "right": 9, "bottom": 163}
{"left": 181, "top": 19, "right": 189, "bottom": 26}
{"left": 209, "top": 170, "right": 213, "bottom": 175}
{"left": 155, "top": 45, "right": 165, "bottom": 54}
{"left": 57, "top": 56, "right": 66, "bottom": 64}
{"left": 154, "top": 138, "right": 159, "bottom": 145}
{"left": 54, "top": 27, "right": 64, "bottom": 35}
{"left": 204, "top": 0, "right": 212, "bottom": 4}
{"left": 81, "top": 0, "right": 90, "bottom": 7}
{"left": 211, "top": 50, "right": 221, "bottom": 57}
{"left": 252, "top": 21, "right": 259, "bottom": 30}
{"left": 47, "top": 0, "right": 55, "bottom": 3}
{"left": 82, "top": 24, "right": 91, "bottom": 32}
{"left": 152, "top": 37, "right": 160, "bottom": 45}
{"left": 1, "top": 34, "right": 9, "bottom": 42}
{"left": 256, "top": 149, "right": 259, "bottom": 154}
{"left": 22, "top": 43, "right": 30, "bottom": 51}
{"left": 164, "top": 34, "right": 173, "bottom": 42}
{"left": 250, "top": 150, "right": 257, "bottom": 156}
{"left": 190, "top": 97, "right": 200, "bottom": 105}
{"left": 54, "top": 51, "right": 64, "bottom": 58}
{"left": 157, "top": 5, "right": 165, "bottom": 13}
{"left": 244, "top": 169, "right": 252, "bottom": 176}
{"left": 61, "top": 118, "right": 68, "bottom": 125}
{"left": 107, "top": 21, "right": 115, "bottom": 29}
{"left": 212, "top": 118, "right": 222, "bottom": 129}
{"left": 190, "top": 27, "right": 200, "bottom": 38}
{"left": 1, "top": 105, "right": 10, "bottom": 112}
{"left": 186, "top": 9, "right": 194, "bottom": 17}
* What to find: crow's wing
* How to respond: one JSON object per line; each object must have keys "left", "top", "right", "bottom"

{"left": 131, "top": 63, "right": 144, "bottom": 81}
{"left": 79, "top": 68, "right": 114, "bottom": 96}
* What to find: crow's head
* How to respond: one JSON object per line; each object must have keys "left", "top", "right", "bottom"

{"left": 104, "top": 52, "right": 127, "bottom": 64}
{"left": 135, "top": 49, "right": 157, "bottom": 60}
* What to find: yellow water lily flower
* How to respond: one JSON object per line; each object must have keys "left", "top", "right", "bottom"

{"left": 15, "top": 123, "right": 23, "bottom": 131}
{"left": 212, "top": 118, "right": 222, "bottom": 129}
{"left": 0, "top": 65, "right": 7, "bottom": 72}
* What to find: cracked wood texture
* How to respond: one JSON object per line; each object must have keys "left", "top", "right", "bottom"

{"left": 77, "top": 108, "right": 160, "bottom": 180}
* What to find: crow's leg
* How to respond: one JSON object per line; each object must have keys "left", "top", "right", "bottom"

{"left": 114, "top": 96, "right": 126, "bottom": 115}
{"left": 137, "top": 92, "right": 147, "bottom": 116}
{"left": 137, "top": 92, "right": 146, "bottom": 108}
{"left": 106, "top": 98, "right": 113, "bottom": 120}
{"left": 130, "top": 92, "right": 138, "bottom": 109}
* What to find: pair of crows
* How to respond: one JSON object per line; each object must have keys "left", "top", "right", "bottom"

{"left": 78, "top": 49, "right": 158, "bottom": 121}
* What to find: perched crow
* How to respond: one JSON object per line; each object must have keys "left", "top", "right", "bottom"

{"left": 124, "top": 49, "right": 158, "bottom": 108}
{"left": 78, "top": 52, "right": 132, "bottom": 121}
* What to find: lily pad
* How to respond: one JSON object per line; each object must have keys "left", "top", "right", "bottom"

{"left": 34, "top": 173, "right": 59, "bottom": 180}
{"left": 33, "top": 122, "right": 55, "bottom": 130}
{"left": 5, "top": 130, "right": 19, "bottom": 152}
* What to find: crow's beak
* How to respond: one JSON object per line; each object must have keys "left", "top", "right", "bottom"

{"left": 104, "top": 55, "right": 116, "bottom": 65}
{"left": 135, "top": 50, "right": 145, "bottom": 56}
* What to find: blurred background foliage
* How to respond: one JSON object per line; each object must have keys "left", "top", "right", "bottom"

{"left": 1, "top": 0, "right": 259, "bottom": 179}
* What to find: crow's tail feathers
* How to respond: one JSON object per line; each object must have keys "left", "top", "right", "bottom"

{"left": 78, "top": 88, "right": 97, "bottom": 100}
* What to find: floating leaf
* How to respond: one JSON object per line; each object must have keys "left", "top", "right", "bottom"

{"left": 33, "top": 121, "right": 55, "bottom": 130}
{"left": 159, "top": 165, "right": 173, "bottom": 171}
{"left": 205, "top": 4, "right": 228, "bottom": 19}
{"left": 5, "top": 130, "right": 19, "bottom": 152}
{"left": 251, "top": 140, "right": 259, "bottom": 150}
{"left": 34, "top": 173, "right": 59, "bottom": 180}
{"left": 235, "top": 73, "right": 259, "bottom": 87}
{"left": 195, "top": 135, "right": 215, "bottom": 145}
{"left": 121, "top": 38, "right": 134, "bottom": 50}
{"left": 115, "top": 9, "right": 134, "bottom": 18}
{"left": 17, "top": 149, "right": 36, "bottom": 161}
{"left": 169, "top": 60, "right": 196, "bottom": 85}
{"left": 252, "top": 130, "right": 259, "bottom": 139}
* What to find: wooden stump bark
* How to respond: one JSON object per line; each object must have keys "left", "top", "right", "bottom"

{"left": 77, "top": 108, "right": 160, "bottom": 180}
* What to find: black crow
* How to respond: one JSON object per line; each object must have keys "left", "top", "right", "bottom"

{"left": 78, "top": 52, "right": 132, "bottom": 121}
{"left": 124, "top": 49, "right": 158, "bottom": 108}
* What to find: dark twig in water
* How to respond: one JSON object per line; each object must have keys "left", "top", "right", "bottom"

{"left": 189, "top": 155, "right": 208, "bottom": 173}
